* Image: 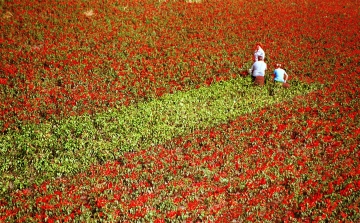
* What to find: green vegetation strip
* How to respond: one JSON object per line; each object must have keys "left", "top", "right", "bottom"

{"left": 0, "top": 77, "right": 321, "bottom": 194}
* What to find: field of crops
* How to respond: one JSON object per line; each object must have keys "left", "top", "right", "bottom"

{"left": 0, "top": 0, "right": 359, "bottom": 222}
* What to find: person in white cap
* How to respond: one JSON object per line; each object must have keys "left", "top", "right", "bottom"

{"left": 253, "top": 42, "right": 265, "bottom": 62}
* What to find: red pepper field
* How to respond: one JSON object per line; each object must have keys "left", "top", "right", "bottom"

{"left": 0, "top": 0, "right": 359, "bottom": 222}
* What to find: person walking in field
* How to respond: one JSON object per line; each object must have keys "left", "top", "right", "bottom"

{"left": 253, "top": 42, "right": 265, "bottom": 62}
{"left": 250, "top": 55, "right": 267, "bottom": 86}
{"left": 273, "top": 63, "right": 290, "bottom": 88}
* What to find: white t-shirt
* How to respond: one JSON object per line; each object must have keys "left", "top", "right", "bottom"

{"left": 254, "top": 47, "right": 265, "bottom": 61}
{"left": 251, "top": 61, "right": 267, "bottom": 77}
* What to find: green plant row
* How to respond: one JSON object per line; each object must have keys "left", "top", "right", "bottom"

{"left": 0, "top": 76, "right": 322, "bottom": 195}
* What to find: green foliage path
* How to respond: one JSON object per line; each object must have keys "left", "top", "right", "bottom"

{"left": 0, "top": 76, "right": 322, "bottom": 195}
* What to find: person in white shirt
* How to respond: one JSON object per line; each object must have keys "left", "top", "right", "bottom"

{"left": 253, "top": 42, "right": 265, "bottom": 62}
{"left": 250, "top": 55, "right": 267, "bottom": 86}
